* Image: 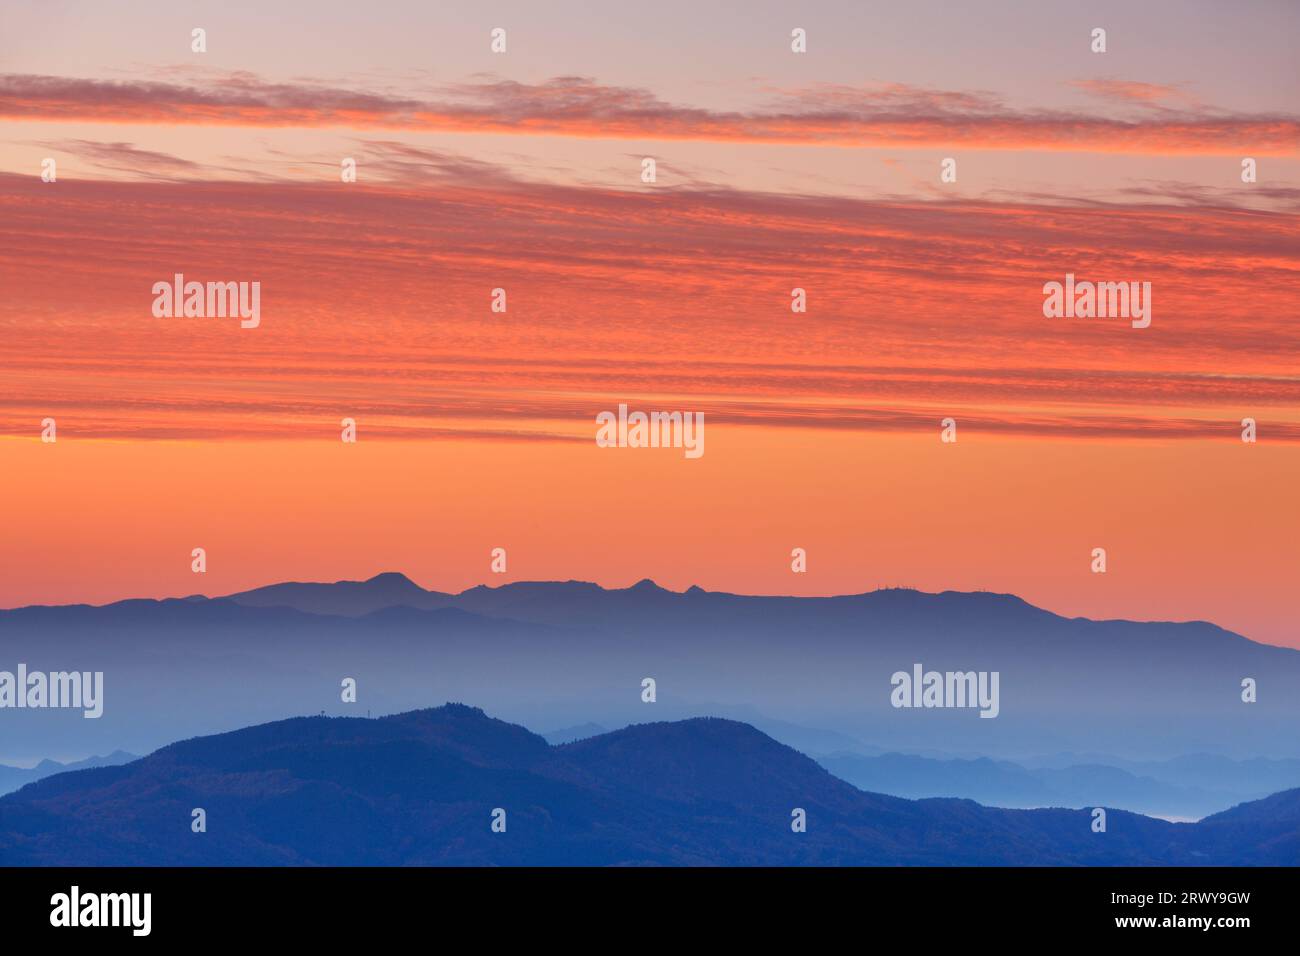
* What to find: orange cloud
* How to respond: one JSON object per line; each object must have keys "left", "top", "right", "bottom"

{"left": 2, "top": 72, "right": 1297, "bottom": 155}
{"left": 1069, "top": 78, "right": 1203, "bottom": 109}
{"left": 1, "top": 166, "right": 1297, "bottom": 442}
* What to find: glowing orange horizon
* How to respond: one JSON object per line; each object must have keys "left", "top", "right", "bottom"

{"left": 4, "top": 17, "right": 1297, "bottom": 655}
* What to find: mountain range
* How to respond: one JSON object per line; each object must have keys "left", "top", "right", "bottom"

{"left": 818, "top": 751, "right": 1300, "bottom": 821}
{"left": 2, "top": 573, "right": 1295, "bottom": 821}
{"left": 2, "top": 704, "right": 1295, "bottom": 866}
{"left": 0, "top": 751, "right": 136, "bottom": 797}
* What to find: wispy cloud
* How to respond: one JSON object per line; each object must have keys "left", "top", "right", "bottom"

{"left": 3, "top": 72, "right": 1296, "bottom": 155}
{"left": 1069, "top": 78, "right": 1204, "bottom": 110}
{"left": 1, "top": 164, "right": 1296, "bottom": 441}
{"left": 30, "top": 139, "right": 234, "bottom": 181}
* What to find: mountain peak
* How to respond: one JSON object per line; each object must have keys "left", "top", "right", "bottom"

{"left": 627, "top": 578, "right": 667, "bottom": 593}
{"left": 364, "top": 571, "right": 421, "bottom": 589}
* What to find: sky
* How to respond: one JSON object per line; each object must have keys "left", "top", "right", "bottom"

{"left": 1, "top": 0, "right": 1297, "bottom": 646}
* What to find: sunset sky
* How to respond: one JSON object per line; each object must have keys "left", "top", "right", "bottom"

{"left": 1, "top": 0, "right": 1297, "bottom": 646}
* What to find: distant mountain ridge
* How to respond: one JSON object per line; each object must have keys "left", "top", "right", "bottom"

{"left": 1, "top": 705, "right": 1295, "bottom": 866}
{"left": 225, "top": 571, "right": 454, "bottom": 619}
{"left": 818, "top": 750, "right": 1300, "bottom": 820}
{"left": 223, "top": 572, "right": 1059, "bottom": 629}
{"left": 0, "top": 751, "right": 137, "bottom": 797}
{"left": 2, "top": 570, "right": 1268, "bottom": 642}
{"left": 3, "top": 573, "right": 1296, "bottom": 780}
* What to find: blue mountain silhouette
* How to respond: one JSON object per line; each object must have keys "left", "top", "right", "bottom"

{"left": 818, "top": 751, "right": 1300, "bottom": 820}
{"left": 0, "top": 750, "right": 136, "bottom": 797}
{"left": 0, "top": 705, "right": 1294, "bottom": 865}
{"left": 3, "top": 575, "right": 1296, "bottom": 770}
